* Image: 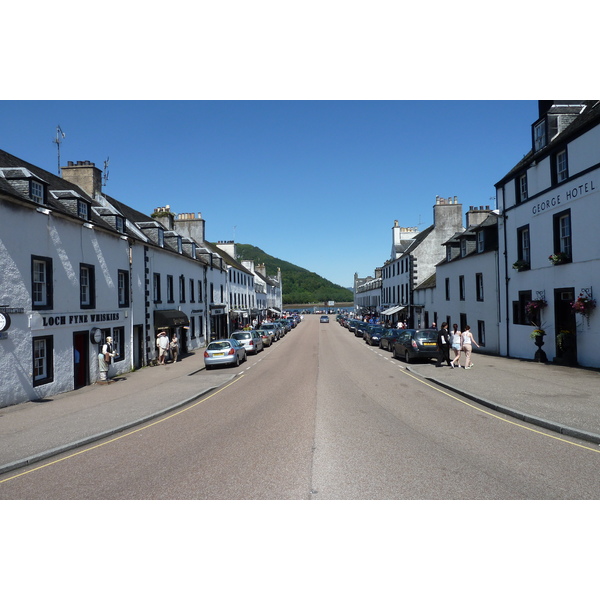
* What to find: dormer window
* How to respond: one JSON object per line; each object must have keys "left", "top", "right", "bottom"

{"left": 460, "top": 239, "right": 467, "bottom": 257}
{"left": 157, "top": 229, "right": 164, "bottom": 247}
{"left": 115, "top": 216, "right": 125, "bottom": 233}
{"left": 77, "top": 200, "right": 89, "bottom": 220}
{"left": 477, "top": 230, "right": 485, "bottom": 253}
{"left": 446, "top": 246, "right": 452, "bottom": 262}
{"left": 534, "top": 120, "right": 546, "bottom": 151}
{"left": 31, "top": 180, "right": 44, "bottom": 203}
{"left": 177, "top": 237, "right": 183, "bottom": 254}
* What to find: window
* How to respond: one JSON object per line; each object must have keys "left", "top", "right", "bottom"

{"left": 190, "top": 316, "right": 196, "bottom": 338}
{"left": 190, "top": 279, "right": 195, "bottom": 302}
{"left": 115, "top": 216, "right": 125, "bottom": 233}
{"left": 30, "top": 180, "right": 44, "bottom": 203}
{"left": 556, "top": 150, "right": 568, "bottom": 183}
{"left": 112, "top": 326, "right": 125, "bottom": 363}
{"left": 77, "top": 200, "right": 89, "bottom": 220}
{"left": 459, "top": 275, "right": 465, "bottom": 301}
{"left": 157, "top": 229, "right": 164, "bottom": 247}
{"left": 118, "top": 270, "right": 129, "bottom": 307}
{"left": 153, "top": 273, "right": 162, "bottom": 303}
{"left": 31, "top": 256, "right": 53, "bottom": 309}
{"left": 513, "top": 290, "right": 532, "bottom": 325}
{"left": 167, "top": 275, "right": 174, "bottom": 303}
{"left": 179, "top": 275, "right": 186, "bottom": 303}
{"left": 477, "top": 230, "right": 485, "bottom": 253}
{"left": 198, "top": 280, "right": 203, "bottom": 303}
{"left": 517, "top": 225, "right": 530, "bottom": 266}
{"left": 460, "top": 239, "right": 467, "bottom": 257}
{"left": 534, "top": 120, "right": 546, "bottom": 151}
{"left": 476, "top": 273, "right": 484, "bottom": 301}
{"left": 445, "top": 278, "right": 450, "bottom": 301}
{"left": 80, "top": 264, "right": 96, "bottom": 309}
{"left": 553, "top": 209, "right": 572, "bottom": 259}
{"left": 33, "top": 335, "right": 53, "bottom": 386}
{"left": 518, "top": 173, "right": 528, "bottom": 203}
{"left": 477, "top": 321, "right": 486, "bottom": 347}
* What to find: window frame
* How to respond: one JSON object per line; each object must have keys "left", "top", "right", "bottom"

{"left": 556, "top": 149, "right": 568, "bottom": 183}
{"left": 476, "top": 273, "right": 484, "bottom": 302}
{"left": 30, "top": 180, "right": 45, "bottom": 204}
{"left": 118, "top": 269, "right": 130, "bottom": 308}
{"left": 33, "top": 335, "right": 54, "bottom": 387}
{"left": 517, "top": 225, "right": 531, "bottom": 267}
{"left": 459, "top": 275, "right": 465, "bottom": 301}
{"left": 553, "top": 209, "right": 572, "bottom": 260}
{"left": 167, "top": 275, "right": 174, "bottom": 303}
{"left": 517, "top": 173, "right": 528, "bottom": 204}
{"left": 153, "top": 273, "right": 162, "bottom": 303}
{"left": 80, "top": 263, "right": 96, "bottom": 309}
{"left": 31, "top": 255, "right": 53, "bottom": 310}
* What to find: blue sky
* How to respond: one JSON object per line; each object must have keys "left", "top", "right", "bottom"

{"left": 1, "top": 100, "right": 539, "bottom": 287}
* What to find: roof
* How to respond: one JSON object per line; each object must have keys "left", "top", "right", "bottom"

{"left": 496, "top": 101, "right": 600, "bottom": 187}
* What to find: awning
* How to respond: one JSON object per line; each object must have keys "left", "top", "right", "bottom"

{"left": 381, "top": 306, "right": 405, "bottom": 316}
{"left": 268, "top": 307, "right": 281, "bottom": 315}
{"left": 154, "top": 310, "right": 189, "bottom": 328}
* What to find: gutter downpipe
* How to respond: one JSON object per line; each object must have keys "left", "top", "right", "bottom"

{"left": 501, "top": 185, "right": 511, "bottom": 358}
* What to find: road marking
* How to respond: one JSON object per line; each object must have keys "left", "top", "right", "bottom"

{"left": 0, "top": 375, "right": 246, "bottom": 485}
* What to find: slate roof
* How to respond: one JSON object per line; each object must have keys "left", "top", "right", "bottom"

{"left": 496, "top": 101, "right": 600, "bottom": 187}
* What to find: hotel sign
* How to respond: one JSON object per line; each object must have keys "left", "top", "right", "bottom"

{"left": 532, "top": 177, "right": 596, "bottom": 216}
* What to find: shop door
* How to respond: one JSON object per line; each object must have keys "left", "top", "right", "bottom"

{"left": 554, "top": 288, "right": 577, "bottom": 363}
{"left": 73, "top": 331, "right": 89, "bottom": 389}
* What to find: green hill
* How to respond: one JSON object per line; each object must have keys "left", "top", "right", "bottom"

{"left": 236, "top": 243, "right": 354, "bottom": 304}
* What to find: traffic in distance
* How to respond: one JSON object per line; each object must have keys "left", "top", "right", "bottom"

{"left": 204, "top": 313, "right": 302, "bottom": 369}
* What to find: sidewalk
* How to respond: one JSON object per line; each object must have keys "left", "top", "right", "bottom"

{"left": 406, "top": 354, "right": 600, "bottom": 444}
{"left": 2, "top": 351, "right": 600, "bottom": 476}
{"left": 0, "top": 352, "right": 235, "bottom": 475}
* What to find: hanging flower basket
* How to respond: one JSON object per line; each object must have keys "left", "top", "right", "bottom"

{"left": 571, "top": 294, "right": 596, "bottom": 317}
{"left": 525, "top": 299, "right": 547, "bottom": 316}
{"left": 549, "top": 252, "right": 570, "bottom": 265}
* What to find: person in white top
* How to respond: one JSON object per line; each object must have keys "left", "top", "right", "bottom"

{"left": 450, "top": 324, "right": 462, "bottom": 368}
{"left": 460, "top": 325, "right": 479, "bottom": 369}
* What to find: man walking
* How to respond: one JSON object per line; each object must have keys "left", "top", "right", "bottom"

{"left": 156, "top": 331, "right": 169, "bottom": 365}
{"left": 436, "top": 322, "right": 452, "bottom": 367}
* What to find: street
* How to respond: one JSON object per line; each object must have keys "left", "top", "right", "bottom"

{"left": 2, "top": 315, "right": 600, "bottom": 499}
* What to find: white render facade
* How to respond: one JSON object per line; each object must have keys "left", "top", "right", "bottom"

{"left": 0, "top": 150, "right": 280, "bottom": 407}
{"left": 496, "top": 101, "right": 600, "bottom": 367}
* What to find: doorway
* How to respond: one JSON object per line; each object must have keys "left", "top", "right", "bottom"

{"left": 73, "top": 331, "right": 89, "bottom": 389}
{"left": 554, "top": 287, "right": 577, "bottom": 364}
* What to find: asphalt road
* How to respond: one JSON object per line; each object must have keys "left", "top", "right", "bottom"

{"left": 2, "top": 316, "right": 600, "bottom": 499}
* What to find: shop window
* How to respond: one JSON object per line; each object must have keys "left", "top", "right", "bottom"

{"left": 33, "top": 335, "right": 54, "bottom": 386}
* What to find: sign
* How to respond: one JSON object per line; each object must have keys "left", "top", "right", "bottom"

{"left": 532, "top": 177, "right": 596, "bottom": 216}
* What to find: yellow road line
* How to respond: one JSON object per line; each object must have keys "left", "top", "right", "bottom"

{"left": 396, "top": 366, "right": 600, "bottom": 454}
{"left": 0, "top": 375, "right": 245, "bottom": 485}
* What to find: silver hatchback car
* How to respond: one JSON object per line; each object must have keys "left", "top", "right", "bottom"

{"left": 204, "top": 339, "right": 246, "bottom": 369}
{"left": 231, "top": 330, "right": 264, "bottom": 355}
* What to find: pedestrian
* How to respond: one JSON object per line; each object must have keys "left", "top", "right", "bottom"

{"left": 98, "top": 336, "right": 117, "bottom": 381}
{"left": 156, "top": 331, "right": 169, "bottom": 365}
{"left": 436, "top": 322, "right": 451, "bottom": 367}
{"left": 461, "top": 325, "right": 479, "bottom": 369}
{"left": 450, "top": 324, "right": 462, "bottom": 368}
{"left": 170, "top": 334, "right": 179, "bottom": 362}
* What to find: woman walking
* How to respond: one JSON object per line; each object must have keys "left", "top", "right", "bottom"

{"left": 461, "top": 325, "right": 479, "bottom": 369}
{"left": 450, "top": 324, "right": 462, "bottom": 368}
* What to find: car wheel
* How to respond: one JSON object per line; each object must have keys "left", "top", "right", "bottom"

{"left": 405, "top": 351, "right": 412, "bottom": 364}
{"left": 234, "top": 354, "right": 240, "bottom": 367}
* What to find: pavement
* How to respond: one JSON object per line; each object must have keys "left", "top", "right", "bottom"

{"left": 1, "top": 349, "right": 600, "bottom": 477}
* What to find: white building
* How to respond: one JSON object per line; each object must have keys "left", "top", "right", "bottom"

{"left": 495, "top": 100, "right": 600, "bottom": 367}
{"left": 380, "top": 196, "right": 464, "bottom": 326}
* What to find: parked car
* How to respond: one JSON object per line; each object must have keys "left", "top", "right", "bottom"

{"left": 392, "top": 329, "right": 439, "bottom": 363}
{"left": 379, "top": 328, "right": 404, "bottom": 352}
{"left": 346, "top": 319, "right": 358, "bottom": 333}
{"left": 256, "top": 329, "right": 272, "bottom": 347}
{"left": 260, "top": 323, "right": 280, "bottom": 341}
{"left": 204, "top": 339, "right": 246, "bottom": 369}
{"left": 274, "top": 323, "right": 286, "bottom": 338}
{"left": 231, "top": 330, "right": 264, "bottom": 355}
{"left": 364, "top": 325, "right": 385, "bottom": 346}
{"left": 354, "top": 321, "right": 369, "bottom": 337}
{"left": 320, "top": 315, "right": 329, "bottom": 323}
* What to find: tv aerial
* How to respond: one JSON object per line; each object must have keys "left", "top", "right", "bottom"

{"left": 53, "top": 125, "right": 66, "bottom": 175}
{"left": 102, "top": 157, "right": 110, "bottom": 187}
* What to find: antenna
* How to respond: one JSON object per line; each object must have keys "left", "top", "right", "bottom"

{"left": 102, "top": 157, "right": 110, "bottom": 187}
{"left": 53, "top": 125, "right": 66, "bottom": 175}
